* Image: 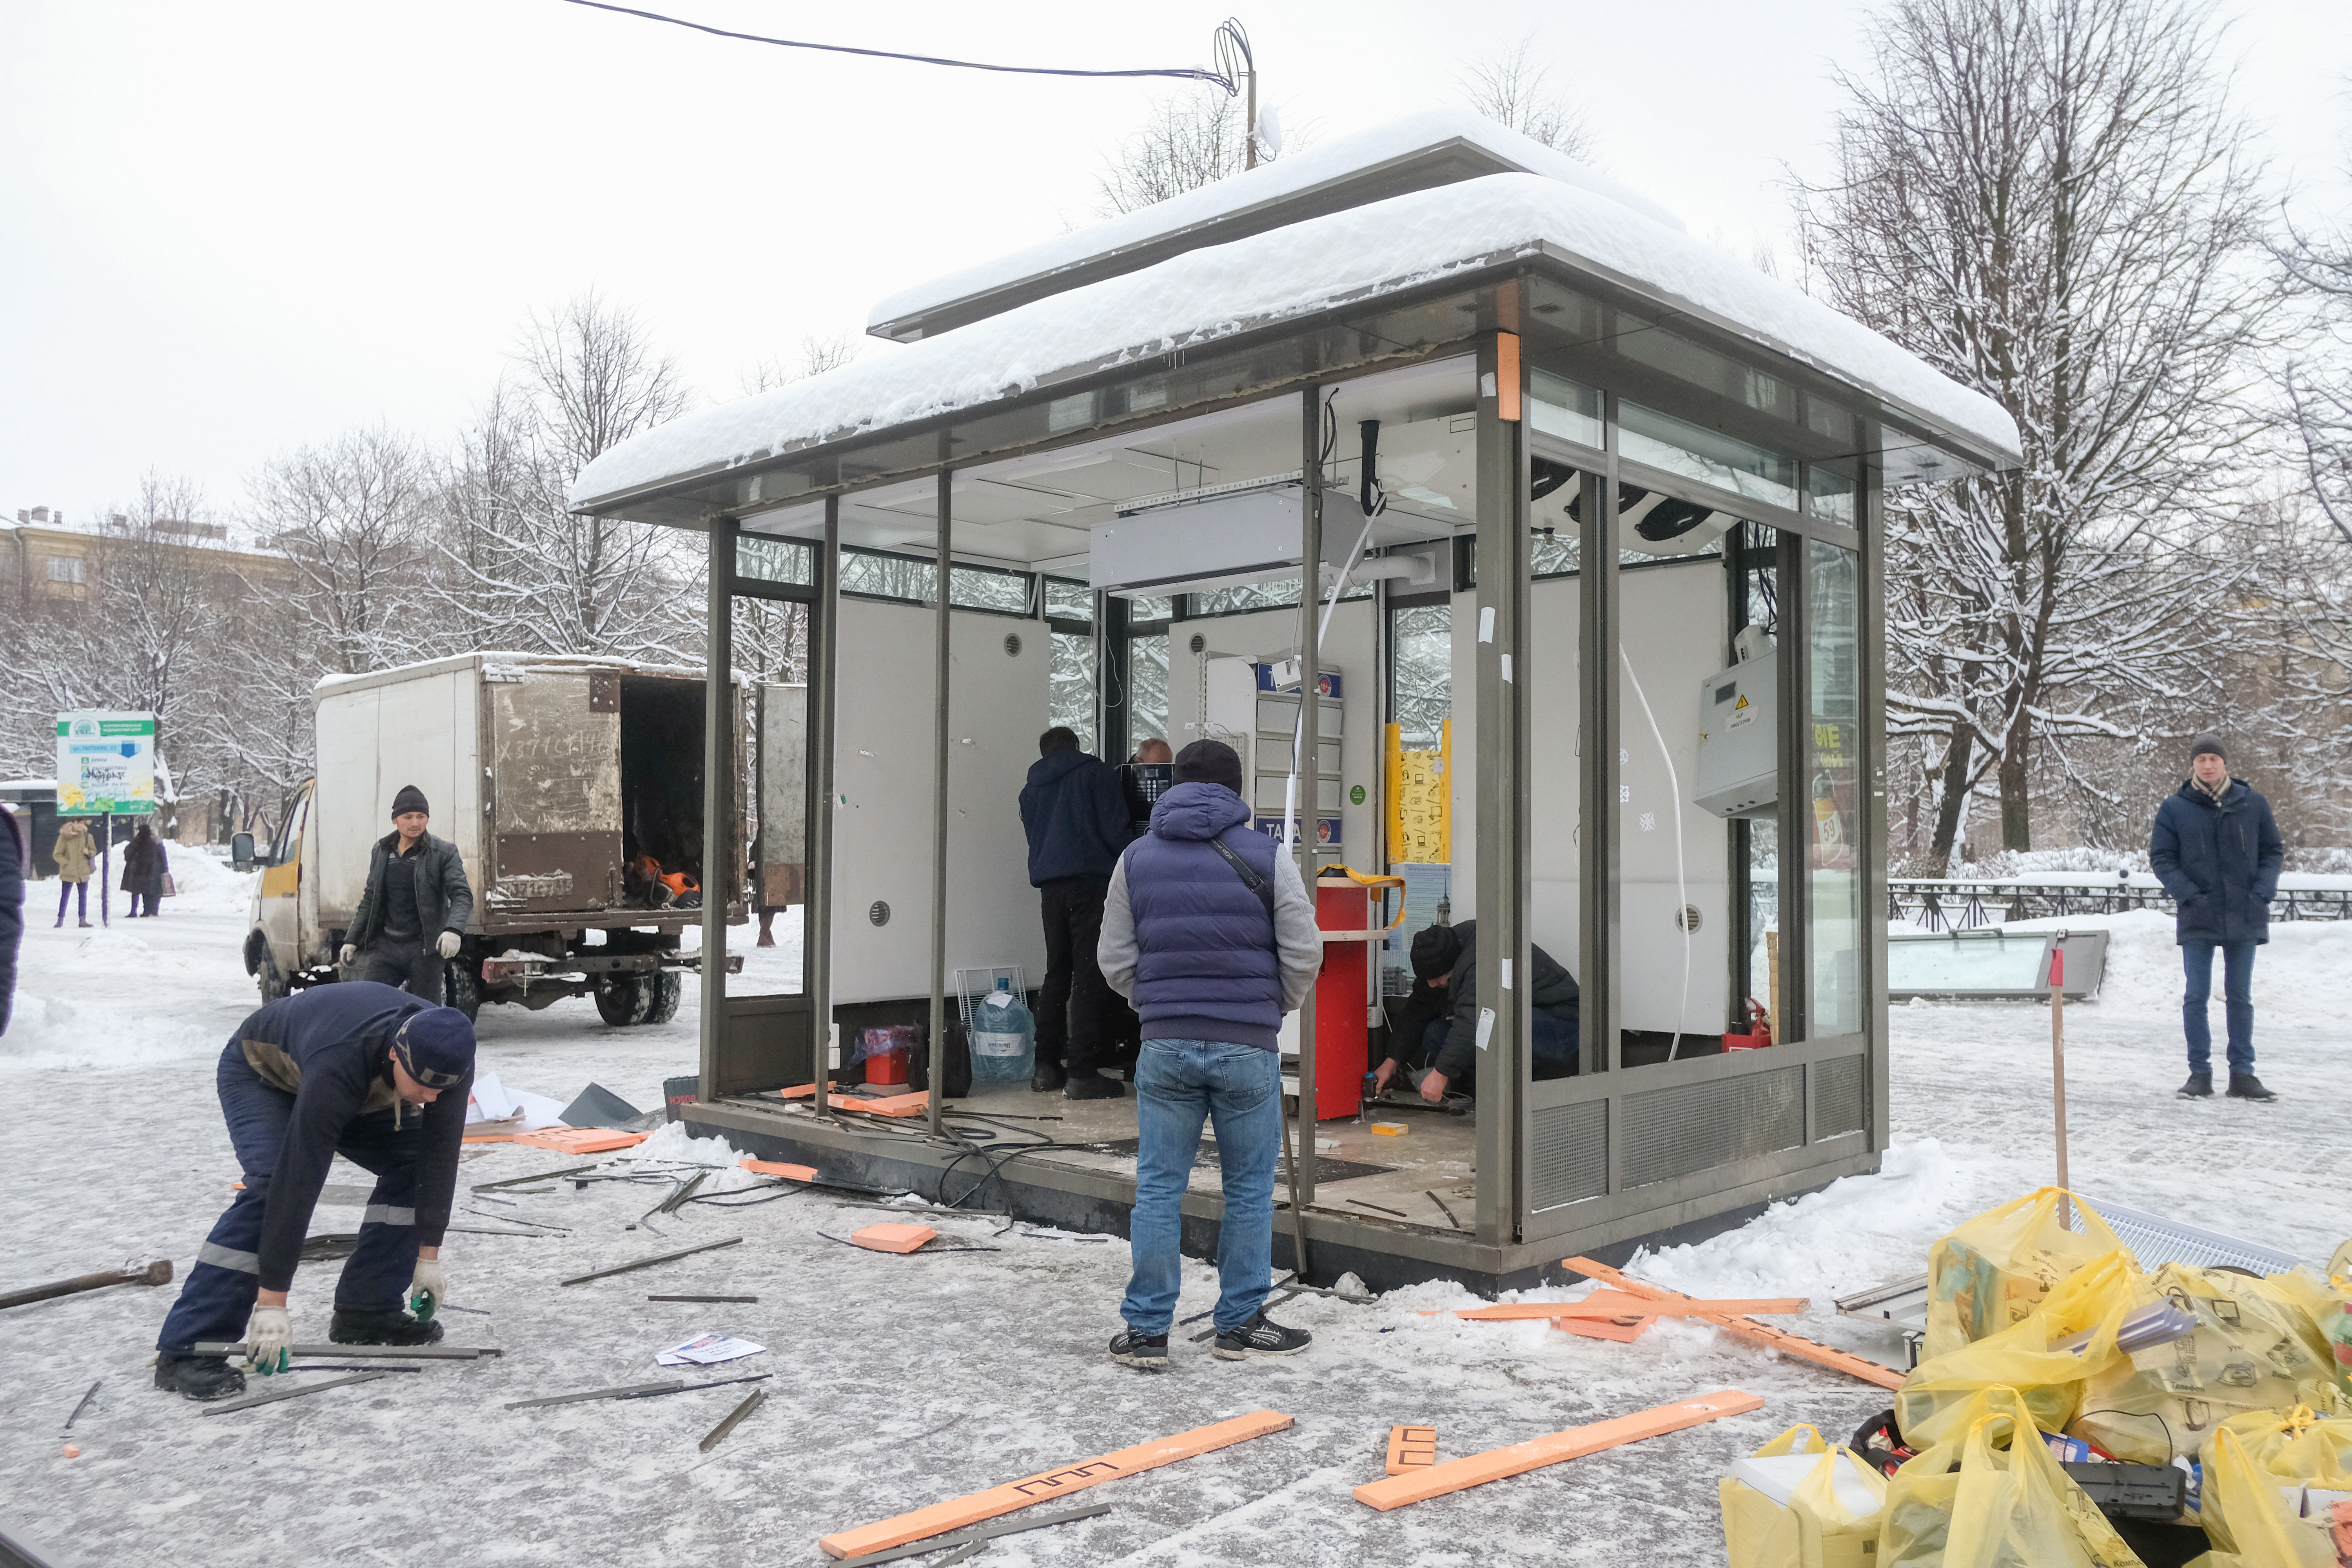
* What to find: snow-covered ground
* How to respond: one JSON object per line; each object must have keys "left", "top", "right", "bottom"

{"left": 2, "top": 859, "right": 2343, "bottom": 1565}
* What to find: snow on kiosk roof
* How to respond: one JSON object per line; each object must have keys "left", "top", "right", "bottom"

{"left": 573, "top": 175, "right": 2017, "bottom": 525}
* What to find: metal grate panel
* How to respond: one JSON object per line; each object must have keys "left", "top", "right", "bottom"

{"left": 1528, "top": 1100, "right": 1609, "bottom": 1211}
{"left": 1621, "top": 1067, "right": 1803, "bottom": 1190}
{"left": 1812, "top": 1054, "right": 1866, "bottom": 1140}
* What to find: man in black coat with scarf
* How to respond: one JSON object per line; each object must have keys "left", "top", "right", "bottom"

{"left": 2149, "top": 733, "right": 2282, "bottom": 1102}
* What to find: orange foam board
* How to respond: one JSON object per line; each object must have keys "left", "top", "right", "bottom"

{"left": 740, "top": 1158, "right": 819, "bottom": 1181}
{"left": 1385, "top": 1425, "right": 1437, "bottom": 1475}
{"left": 1425, "top": 1292, "right": 1803, "bottom": 1322}
{"left": 849, "top": 1223, "right": 937, "bottom": 1254}
{"left": 514, "top": 1127, "right": 651, "bottom": 1154}
{"left": 1552, "top": 1314, "right": 1655, "bottom": 1344}
{"left": 819, "top": 1409, "right": 1295, "bottom": 1559}
{"left": 777, "top": 1082, "right": 840, "bottom": 1100}
{"left": 462, "top": 1132, "right": 519, "bottom": 1144}
{"left": 1561, "top": 1256, "right": 1903, "bottom": 1391}
{"left": 1352, "top": 1389, "right": 1763, "bottom": 1510}
{"left": 848, "top": 1091, "right": 930, "bottom": 1119}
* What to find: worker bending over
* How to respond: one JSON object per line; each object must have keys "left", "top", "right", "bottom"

{"left": 153, "top": 982, "right": 475, "bottom": 1400}
{"left": 1372, "top": 920, "right": 1580, "bottom": 1103}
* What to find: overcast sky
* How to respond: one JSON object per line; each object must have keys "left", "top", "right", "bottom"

{"left": 4, "top": 0, "right": 2348, "bottom": 521}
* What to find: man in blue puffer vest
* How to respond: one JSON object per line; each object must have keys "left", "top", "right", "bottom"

{"left": 2149, "top": 733, "right": 2282, "bottom": 1102}
{"left": 1096, "top": 739, "right": 1322, "bottom": 1369}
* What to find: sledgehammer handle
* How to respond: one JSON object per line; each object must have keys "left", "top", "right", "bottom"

{"left": 0, "top": 1259, "right": 173, "bottom": 1311}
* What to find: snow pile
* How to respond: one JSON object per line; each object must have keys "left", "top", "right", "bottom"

{"left": 866, "top": 106, "right": 1688, "bottom": 334}
{"left": 151, "top": 846, "right": 256, "bottom": 918}
{"left": 574, "top": 173, "right": 2022, "bottom": 510}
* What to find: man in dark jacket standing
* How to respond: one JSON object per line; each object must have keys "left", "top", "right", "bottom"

{"left": 0, "top": 804, "right": 22, "bottom": 1037}
{"left": 339, "top": 786, "right": 473, "bottom": 1005}
{"left": 153, "top": 982, "right": 474, "bottom": 1399}
{"left": 1371, "top": 920, "right": 1581, "bottom": 1101}
{"left": 1097, "top": 740, "right": 1323, "bottom": 1368}
{"left": 1017, "top": 728, "right": 1132, "bottom": 1098}
{"left": 2149, "top": 734, "right": 2282, "bottom": 1102}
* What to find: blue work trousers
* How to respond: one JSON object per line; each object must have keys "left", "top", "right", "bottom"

{"left": 156, "top": 1041, "right": 423, "bottom": 1354}
{"left": 2181, "top": 940, "right": 2257, "bottom": 1076}
{"left": 1120, "top": 1040, "right": 1279, "bottom": 1336}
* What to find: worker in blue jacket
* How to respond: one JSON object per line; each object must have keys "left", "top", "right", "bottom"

{"left": 2148, "top": 733, "right": 2282, "bottom": 1103}
{"left": 153, "top": 983, "right": 475, "bottom": 1400}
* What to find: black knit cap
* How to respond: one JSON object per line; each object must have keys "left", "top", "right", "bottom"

{"left": 1411, "top": 922, "right": 1463, "bottom": 982}
{"left": 1173, "top": 739, "right": 1243, "bottom": 791}
{"left": 2188, "top": 733, "right": 2227, "bottom": 764}
{"left": 391, "top": 784, "right": 430, "bottom": 818}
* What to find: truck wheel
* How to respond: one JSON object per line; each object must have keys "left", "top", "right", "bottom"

{"left": 593, "top": 975, "right": 654, "bottom": 1027}
{"left": 443, "top": 959, "right": 482, "bottom": 1022}
{"left": 642, "top": 971, "right": 682, "bottom": 1025}
{"left": 256, "top": 951, "right": 290, "bottom": 1005}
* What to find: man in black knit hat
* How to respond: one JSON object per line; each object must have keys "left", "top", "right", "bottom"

{"left": 2149, "top": 733, "right": 2282, "bottom": 1102}
{"left": 341, "top": 785, "right": 474, "bottom": 1005}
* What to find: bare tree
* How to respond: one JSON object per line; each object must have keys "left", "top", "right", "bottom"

{"left": 1797, "top": 0, "right": 2283, "bottom": 867}
{"left": 2276, "top": 194, "right": 2352, "bottom": 548}
{"left": 740, "top": 332, "right": 862, "bottom": 397}
{"left": 1096, "top": 87, "right": 1270, "bottom": 216}
{"left": 1455, "top": 35, "right": 1599, "bottom": 163}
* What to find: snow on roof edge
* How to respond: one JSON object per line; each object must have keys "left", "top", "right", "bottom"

{"left": 575, "top": 175, "right": 2020, "bottom": 513}
{"left": 866, "top": 108, "right": 1686, "bottom": 337}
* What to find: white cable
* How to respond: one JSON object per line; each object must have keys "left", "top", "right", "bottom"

{"left": 1622, "top": 646, "right": 1691, "bottom": 1059}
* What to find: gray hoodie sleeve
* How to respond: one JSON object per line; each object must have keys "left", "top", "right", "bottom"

{"left": 1274, "top": 855, "right": 1322, "bottom": 1013}
{"left": 1096, "top": 853, "right": 1138, "bottom": 1003}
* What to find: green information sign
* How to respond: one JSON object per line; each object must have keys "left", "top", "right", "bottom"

{"left": 55, "top": 711, "right": 158, "bottom": 816}
{"left": 1349, "top": 784, "right": 1366, "bottom": 806}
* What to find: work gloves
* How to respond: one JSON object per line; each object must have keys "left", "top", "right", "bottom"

{"left": 339, "top": 944, "right": 357, "bottom": 966}
{"left": 436, "top": 931, "right": 461, "bottom": 960}
{"left": 245, "top": 1303, "right": 292, "bottom": 1375}
{"left": 408, "top": 1258, "right": 446, "bottom": 1322}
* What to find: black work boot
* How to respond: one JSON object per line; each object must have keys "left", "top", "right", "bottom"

{"left": 1062, "top": 1071, "right": 1125, "bottom": 1101}
{"left": 330, "top": 1305, "right": 445, "bottom": 1345}
{"left": 2177, "top": 1072, "right": 2212, "bottom": 1099}
{"left": 1109, "top": 1327, "right": 1168, "bottom": 1370}
{"left": 1031, "top": 1059, "right": 1067, "bottom": 1093}
{"left": 2226, "top": 1073, "right": 2276, "bottom": 1102}
{"left": 1213, "top": 1312, "right": 1312, "bottom": 1361}
{"left": 154, "top": 1353, "right": 246, "bottom": 1401}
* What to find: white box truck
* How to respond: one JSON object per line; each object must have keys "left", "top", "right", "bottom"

{"left": 240, "top": 653, "right": 747, "bottom": 1024}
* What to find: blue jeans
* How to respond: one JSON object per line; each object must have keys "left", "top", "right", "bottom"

{"left": 156, "top": 1040, "right": 424, "bottom": 1354}
{"left": 2181, "top": 940, "right": 2256, "bottom": 1075}
{"left": 1121, "top": 1040, "right": 1279, "bottom": 1336}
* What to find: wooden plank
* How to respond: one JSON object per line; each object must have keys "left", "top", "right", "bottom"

{"left": 1352, "top": 1389, "right": 1763, "bottom": 1510}
{"left": 818, "top": 1409, "right": 1295, "bottom": 1559}
{"left": 1552, "top": 1314, "right": 1654, "bottom": 1343}
{"left": 1385, "top": 1425, "right": 1437, "bottom": 1475}
{"left": 1421, "top": 1292, "right": 1803, "bottom": 1322}
{"left": 1560, "top": 1256, "right": 1904, "bottom": 1391}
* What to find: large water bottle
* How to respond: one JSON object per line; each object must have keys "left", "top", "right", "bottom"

{"left": 969, "top": 979, "right": 1036, "bottom": 1083}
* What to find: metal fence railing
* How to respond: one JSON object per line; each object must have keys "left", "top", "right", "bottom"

{"left": 1886, "top": 880, "right": 2352, "bottom": 929}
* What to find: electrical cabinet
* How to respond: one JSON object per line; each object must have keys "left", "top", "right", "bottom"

{"left": 1693, "top": 651, "right": 1777, "bottom": 818}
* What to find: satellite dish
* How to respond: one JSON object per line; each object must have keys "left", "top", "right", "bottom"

{"left": 1254, "top": 103, "right": 1283, "bottom": 160}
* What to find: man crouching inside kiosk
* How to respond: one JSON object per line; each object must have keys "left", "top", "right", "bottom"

{"left": 153, "top": 983, "right": 475, "bottom": 1399}
{"left": 1098, "top": 740, "right": 1322, "bottom": 1369}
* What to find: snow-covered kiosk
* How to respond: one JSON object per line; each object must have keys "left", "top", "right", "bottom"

{"left": 570, "top": 110, "right": 2020, "bottom": 1292}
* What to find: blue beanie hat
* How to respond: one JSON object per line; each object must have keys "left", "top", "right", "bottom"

{"left": 392, "top": 1007, "right": 475, "bottom": 1088}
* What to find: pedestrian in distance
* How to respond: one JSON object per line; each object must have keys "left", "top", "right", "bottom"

{"left": 121, "top": 820, "right": 167, "bottom": 917}
{"left": 0, "top": 804, "right": 23, "bottom": 1037}
{"left": 2149, "top": 733, "right": 2281, "bottom": 1103}
{"left": 1016, "top": 727, "right": 1132, "bottom": 1099}
{"left": 1098, "top": 739, "right": 1322, "bottom": 1369}
{"left": 152, "top": 982, "right": 475, "bottom": 1399}
{"left": 51, "top": 816, "right": 95, "bottom": 928}
{"left": 340, "top": 786, "right": 474, "bottom": 1005}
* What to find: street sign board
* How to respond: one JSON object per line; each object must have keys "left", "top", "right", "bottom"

{"left": 55, "top": 711, "right": 157, "bottom": 815}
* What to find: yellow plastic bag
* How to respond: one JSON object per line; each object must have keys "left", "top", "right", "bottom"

{"left": 2191, "top": 1425, "right": 2337, "bottom": 1566}
{"left": 1882, "top": 1386, "right": 2146, "bottom": 1568}
{"left": 1898, "top": 1250, "right": 2136, "bottom": 1451}
{"left": 1720, "top": 1423, "right": 1889, "bottom": 1568}
{"left": 2073, "top": 1263, "right": 2343, "bottom": 1465}
{"left": 2215, "top": 1406, "right": 2352, "bottom": 1488}
{"left": 1925, "top": 1188, "right": 2129, "bottom": 1360}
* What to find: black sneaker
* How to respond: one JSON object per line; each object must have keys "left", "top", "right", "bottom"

{"left": 329, "top": 1305, "right": 445, "bottom": 1346}
{"left": 1063, "top": 1072, "right": 1125, "bottom": 1101}
{"left": 1213, "top": 1312, "right": 1312, "bottom": 1360}
{"left": 2177, "top": 1072, "right": 2212, "bottom": 1099}
{"left": 1109, "top": 1328, "right": 1168, "bottom": 1369}
{"left": 154, "top": 1352, "right": 246, "bottom": 1401}
{"left": 2226, "top": 1074, "right": 2276, "bottom": 1102}
{"left": 1031, "top": 1060, "right": 1067, "bottom": 1093}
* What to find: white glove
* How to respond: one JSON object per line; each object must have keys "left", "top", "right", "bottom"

{"left": 436, "top": 930, "right": 461, "bottom": 959}
{"left": 339, "top": 944, "right": 357, "bottom": 966}
{"left": 409, "top": 1257, "right": 446, "bottom": 1320}
{"left": 245, "top": 1303, "right": 292, "bottom": 1375}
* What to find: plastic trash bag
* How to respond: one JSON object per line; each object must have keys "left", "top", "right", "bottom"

{"left": 2073, "top": 1263, "right": 2343, "bottom": 1465}
{"left": 1926, "top": 1188, "right": 2129, "bottom": 1360}
{"left": 1720, "top": 1423, "right": 1889, "bottom": 1568}
{"left": 1882, "top": 1386, "right": 2146, "bottom": 1568}
{"left": 1898, "top": 1251, "right": 2136, "bottom": 1451}
{"left": 2190, "top": 1425, "right": 2339, "bottom": 1567}
{"left": 2216, "top": 1406, "right": 2352, "bottom": 1489}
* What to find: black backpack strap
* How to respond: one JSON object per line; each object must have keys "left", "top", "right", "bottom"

{"left": 1206, "top": 833, "right": 1278, "bottom": 920}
